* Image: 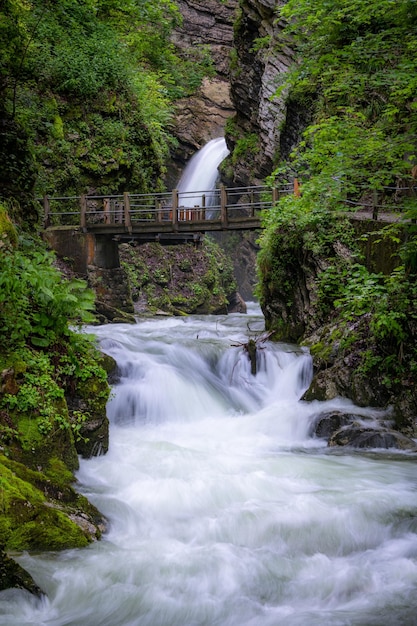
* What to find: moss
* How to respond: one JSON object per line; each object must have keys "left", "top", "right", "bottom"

{"left": 7, "top": 511, "right": 89, "bottom": 551}
{"left": 17, "top": 415, "right": 79, "bottom": 473}
{"left": 44, "top": 457, "right": 74, "bottom": 490}
{"left": 99, "top": 352, "right": 117, "bottom": 376}
{"left": 119, "top": 239, "right": 237, "bottom": 316}
{"left": 308, "top": 342, "right": 333, "bottom": 361}
{"left": 0, "top": 455, "right": 103, "bottom": 550}
{"left": 76, "top": 375, "right": 109, "bottom": 415}
{"left": 0, "top": 205, "right": 18, "bottom": 249}
{"left": 16, "top": 416, "right": 43, "bottom": 449}
{"left": 52, "top": 115, "right": 65, "bottom": 140}
{"left": 0, "top": 548, "right": 42, "bottom": 594}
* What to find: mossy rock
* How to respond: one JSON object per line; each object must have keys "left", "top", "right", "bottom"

{"left": 66, "top": 367, "right": 110, "bottom": 458}
{"left": 119, "top": 239, "right": 238, "bottom": 316}
{"left": 99, "top": 352, "right": 117, "bottom": 375}
{"left": 0, "top": 456, "right": 105, "bottom": 551}
{"left": 0, "top": 549, "right": 42, "bottom": 595}
{"left": 7, "top": 511, "right": 90, "bottom": 551}
{"left": 17, "top": 415, "right": 79, "bottom": 473}
{"left": 0, "top": 205, "right": 18, "bottom": 249}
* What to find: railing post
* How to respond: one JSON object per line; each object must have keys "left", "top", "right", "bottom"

{"left": 249, "top": 189, "right": 255, "bottom": 217}
{"left": 172, "top": 189, "right": 178, "bottom": 231}
{"left": 272, "top": 187, "right": 279, "bottom": 204}
{"left": 156, "top": 198, "right": 162, "bottom": 223}
{"left": 124, "top": 192, "right": 132, "bottom": 233}
{"left": 220, "top": 185, "right": 228, "bottom": 227}
{"left": 202, "top": 194, "right": 206, "bottom": 221}
{"left": 294, "top": 178, "right": 300, "bottom": 197}
{"left": 43, "top": 195, "right": 50, "bottom": 228}
{"left": 103, "top": 198, "right": 110, "bottom": 224}
{"left": 80, "top": 194, "right": 87, "bottom": 230}
{"left": 372, "top": 189, "right": 378, "bottom": 220}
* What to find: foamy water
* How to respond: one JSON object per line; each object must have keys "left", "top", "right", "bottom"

{"left": 2, "top": 305, "right": 417, "bottom": 625}
{"left": 177, "top": 137, "right": 229, "bottom": 207}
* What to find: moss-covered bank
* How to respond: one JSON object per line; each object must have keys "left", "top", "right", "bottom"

{"left": 120, "top": 237, "right": 246, "bottom": 316}
{"left": 257, "top": 209, "right": 417, "bottom": 434}
{"left": 0, "top": 204, "right": 115, "bottom": 592}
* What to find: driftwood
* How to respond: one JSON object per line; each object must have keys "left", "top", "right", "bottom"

{"left": 231, "top": 331, "right": 274, "bottom": 375}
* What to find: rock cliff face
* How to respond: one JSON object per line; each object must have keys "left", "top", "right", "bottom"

{"left": 225, "top": 0, "right": 295, "bottom": 184}
{"left": 169, "top": 0, "right": 237, "bottom": 183}
{"left": 172, "top": 0, "right": 299, "bottom": 186}
{"left": 173, "top": 0, "right": 237, "bottom": 79}
{"left": 258, "top": 216, "right": 417, "bottom": 434}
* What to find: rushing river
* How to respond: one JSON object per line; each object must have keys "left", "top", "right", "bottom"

{"left": 2, "top": 304, "right": 417, "bottom": 625}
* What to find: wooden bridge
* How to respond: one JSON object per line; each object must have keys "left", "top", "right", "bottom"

{"left": 42, "top": 184, "right": 289, "bottom": 243}
{"left": 40, "top": 180, "right": 411, "bottom": 273}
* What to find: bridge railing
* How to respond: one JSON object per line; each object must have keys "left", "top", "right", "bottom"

{"left": 41, "top": 183, "right": 296, "bottom": 230}
{"left": 225, "top": 186, "right": 280, "bottom": 218}
{"left": 42, "top": 196, "right": 81, "bottom": 227}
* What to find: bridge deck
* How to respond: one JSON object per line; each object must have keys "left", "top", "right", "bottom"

{"left": 41, "top": 184, "right": 287, "bottom": 238}
{"left": 85, "top": 216, "right": 262, "bottom": 235}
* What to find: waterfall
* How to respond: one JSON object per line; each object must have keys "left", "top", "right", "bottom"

{"left": 177, "top": 137, "right": 229, "bottom": 207}
{"left": 3, "top": 305, "right": 417, "bottom": 626}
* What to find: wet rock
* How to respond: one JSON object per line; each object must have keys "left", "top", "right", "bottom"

{"left": 328, "top": 426, "right": 417, "bottom": 451}
{"left": 87, "top": 266, "right": 135, "bottom": 322}
{"left": 392, "top": 391, "right": 417, "bottom": 435}
{"left": 311, "top": 409, "right": 417, "bottom": 450}
{"left": 0, "top": 549, "right": 42, "bottom": 595}
{"left": 226, "top": 291, "right": 247, "bottom": 314}
{"left": 302, "top": 360, "right": 391, "bottom": 409}
{"left": 311, "top": 410, "right": 359, "bottom": 439}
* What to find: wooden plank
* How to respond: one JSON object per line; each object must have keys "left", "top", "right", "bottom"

{"left": 172, "top": 189, "right": 179, "bottom": 231}
{"left": 220, "top": 185, "right": 228, "bottom": 227}
{"left": 124, "top": 192, "right": 132, "bottom": 233}
{"left": 80, "top": 194, "right": 87, "bottom": 230}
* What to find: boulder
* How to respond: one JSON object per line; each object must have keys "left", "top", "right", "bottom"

{"left": 311, "top": 409, "right": 417, "bottom": 450}
{"left": 328, "top": 426, "right": 417, "bottom": 451}
{"left": 0, "top": 549, "right": 42, "bottom": 595}
{"left": 311, "top": 410, "right": 359, "bottom": 439}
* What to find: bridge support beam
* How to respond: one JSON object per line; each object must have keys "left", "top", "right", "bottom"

{"left": 43, "top": 228, "right": 120, "bottom": 273}
{"left": 91, "top": 235, "right": 120, "bottom": 269}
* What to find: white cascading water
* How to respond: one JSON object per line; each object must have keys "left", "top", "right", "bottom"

{"left": 1, "top": 141, "right": 417, "bottom": 625}
{"left": 2, "top": 305, "right": 417, "bottom": 626}
{"left": 177, "top": 137, "right": 229, "bottom": 207}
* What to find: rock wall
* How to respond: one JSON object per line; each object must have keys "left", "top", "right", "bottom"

{"left": 225, "top": 0, "right": 294, "bottom": 184}
{"left": 118, "top": 240, "right": 246, "bottom": 315}
{"left": 258, "top": 215, "right": 417, "bottom": 433}
{"left": 169, "top": 0, "right": 238, "bottom": 184}
{"left": 172, "top": 0, "right": 299, "bottom": 185}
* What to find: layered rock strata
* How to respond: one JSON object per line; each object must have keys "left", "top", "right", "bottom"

{"left": 226, "top": 0, "right": 294, "bottom": 184}
{"left": 170, "top": 0, "right": 237, "bottom": 177}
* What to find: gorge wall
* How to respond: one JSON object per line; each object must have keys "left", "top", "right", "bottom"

{"left": 225, "top": 0, "right": 296, "bottom": 185}
{"left": 168, "top": 0, "right": 238, "bottom": 185}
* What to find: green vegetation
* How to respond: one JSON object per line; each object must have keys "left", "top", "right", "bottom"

{"left": 0, "top": 202, "right": 110, "bottom": 550}
{"left": 0, "top": 1, "right": 217, "bottom": 558}
{"left": 120, "top": 237, "right": 237, "bottom": 315}
{"left": 257, "top": 0, "right": 417, "bottom": 411}
{"left": 224, "top": 116, "right": 260, "bottom": 168}
{"left": 272, "top": 0, "right": 417, "bottom": 209}
{"left": 0, "top": 238, "right": 95, "bottom": 350}
{"left": 0, "top": 0, "right": 214, "bottom": 205}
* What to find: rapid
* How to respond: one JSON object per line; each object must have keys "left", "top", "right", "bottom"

{"left": 2, "top": 304, "right": 417, "bottom": 625}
